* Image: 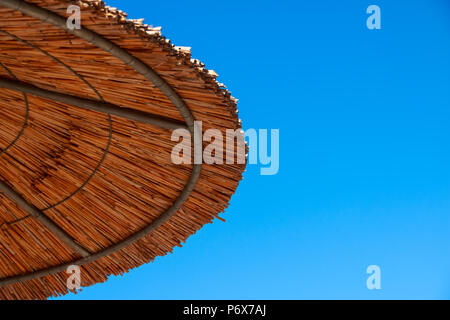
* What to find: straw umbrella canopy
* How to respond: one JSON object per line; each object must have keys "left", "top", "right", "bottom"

{"left": 0, "top": 0, "right": 245, "bottom": 299}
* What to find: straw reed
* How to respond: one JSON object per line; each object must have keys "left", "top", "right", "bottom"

{"left": 0, "top": 0, "right": 245, "bottom": 299}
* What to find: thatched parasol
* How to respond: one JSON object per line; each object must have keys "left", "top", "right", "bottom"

{"left": 0, "top": 0, "right": 245, "bottom": 299}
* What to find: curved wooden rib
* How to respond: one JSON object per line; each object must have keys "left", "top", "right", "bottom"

{"left": 0, "top": 63, "right": 29, "bottom": 156}
{"left": 0, "top": 0, "right": 202, "bottom": 287}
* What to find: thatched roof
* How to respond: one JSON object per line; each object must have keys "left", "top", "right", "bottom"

{"left": 0, "top": 0, "right": 245, "bottom": 299}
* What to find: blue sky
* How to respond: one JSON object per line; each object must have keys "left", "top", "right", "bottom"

{"left": 61, "top": 0, "right": 450, "bottom": 299}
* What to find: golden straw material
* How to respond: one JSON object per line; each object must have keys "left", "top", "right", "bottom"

{"left": 0, "top": 0, "right": 245, "bottom": 299}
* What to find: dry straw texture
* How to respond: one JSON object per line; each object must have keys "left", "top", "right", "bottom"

{"left": 0, "top": 0, "right": 245, "bottom": 299}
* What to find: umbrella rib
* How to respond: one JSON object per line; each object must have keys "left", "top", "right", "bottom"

{"left": 0, "top": 180, "right": 91, "bottom": 258}
{"left": 0, "top": 77, "right": 187, "bottom": 131}
{"left": 0, "top": 0, "right": 203, "bottom": 288}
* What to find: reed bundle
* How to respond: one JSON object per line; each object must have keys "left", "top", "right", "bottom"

{"left": 0, "top": 0, "right": 245, "bottom": 299}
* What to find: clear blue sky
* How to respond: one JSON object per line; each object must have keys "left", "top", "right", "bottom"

{"left": 60, "top": 0, "right": 450, "bottom": 299}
